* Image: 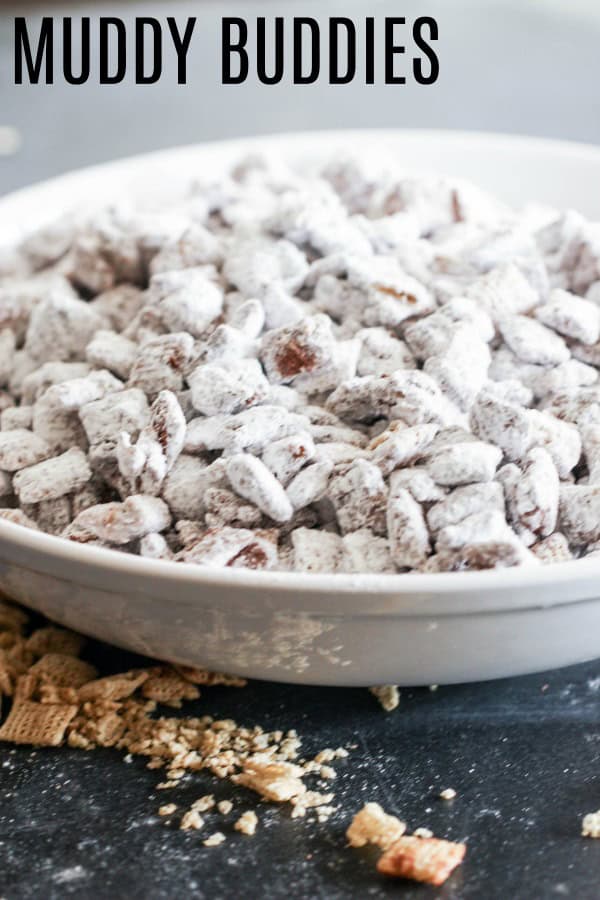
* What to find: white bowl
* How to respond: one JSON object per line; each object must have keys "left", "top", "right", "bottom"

{"left": 2, "top": 129, "right": 600, "bottom": 687}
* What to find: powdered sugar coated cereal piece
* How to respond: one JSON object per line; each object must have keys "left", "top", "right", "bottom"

{"left": 291, "top": 527, "right": 343, "bottom": 573}
{"left": 227, "top": 298, "right": 265, "bottom": 339}
{"left": 435, "top": 508, "right": 516, "bottom": 553}
{"left": 162, "top": 456, "right": 225, "bottom": 519}
{"left": 79, "top": 388, "right": 149, "bottom": 447}
{"left": 149, "top": 267, "right": 223, "bottom": 337}
{"left": 527, "top": 359, "right": 598, "bottom": 399}
{"left": 484, "top": 377, "right": 534, "bottom": 407}
{"left": 314, "top": 441, "right": 368, "bottom": 466}
{"left": 188, "top": 359, "right": 269, "bottom": 417}
{"left": 43, "top": 370, "right": 123, "bottom": 412}
{"left": 328, "top": 459, "right": 388, "bottom": 535}
{"left": 536, "top": 288, "right": 600, "bottom": 345}
{"left": 181, "top": 526, "right": 277, "bottom": 570}
{"left": 466, "top": 262, "right": 539, "bottom": 320}
{"left": 150, "top": 223, "right": 222, "bottom": 276}
{"left": 209, "top": 406, "right": 310, "bottom": 456}
{"left": 286, "top": 460, "right": 332, "bottom": 511}
{"left": 498, "top": 315, "right": 569, "bottom": 367}
{"left": 385, "top": 370, "right": 462, "bottom": 428}
{"left": 526, "top": 409, "right": 582, "bottom": 478}
{"left": 503, "top": 448, "right": 559, "bottom": 542}
{"left": 543, "top": 385, "right": 600, "bottom": 429}
{"left": 13, "top": 448, "right": 91, "bottom": 503}
{"left": 530, "top": 532, "right": 573, "bottom": 564}
{"left": 356, "top": 327, "right": 415, "bottom": 377}
{"left": 31, "top": 497, "right": 73, "bottom": 535}
{"left": 90, "top": 285, "right": 145, "bottom": 333}
{"left": 32, "top": 395, "right": 88, "bottom": 455}
{"left": 427, "top": 441, "right": 502, "bottom": 486}
{"left": 353, "top": 259, "right": 435, "bottom": 328}
{"left": 369, "top": 423, "right": 439, "bottom": 476}
{"left": 1, "top": 404, "right": 33, "bottom": 431}
{"left": 118, "top": 391, "right": 186, "bottom": 494}
{"left": 439, "top": 296, "right": 496, "bottom": 342}
{"left": 387, "top": 479, "right": 430, "bottom": 569}
{"left": 391, "top": 469, "right": 447, "bottom": 504}
{"left": 226, "top": 453, "right": 293, "bottom": 523}
{"left": 146, "top": 390, "right": 186, "bottom": 471}
{"left": 201, "top": 323, "right": 256, "bottom": 365}
{"left": 86, "top": 330, "right": 138, "bottom": 379}
{"left": 24, "top": 290, "right": 106, "bottom": 363}
{"left": 261, "top": 432, "right": 316, "bottom": 485}
{"left": 260, "top": 314, "right": 336, "bottom": 386}
{"left": 224, "top": 235, "right": 308, "bottom": 298}
{"left": 0, "top": 508, "right": 39, "bottom": 530}
{"left": 560, "top": 484, "right": 600, "bottom": 544}
{"left": 20, "top": 361, "right": 91, "bottom": 406}
{"left": 427, "top": 482, "right": 505, "bottom": 533}
{"left": 470, "top": 392, "right": 532, "bottom": 460}
{"left": 128, "top": 332, "right": 194, "bottom": 396}
{"left": 67, "top": 495, "right": 171, "bottom": 544}
{"left": 0, "top": 429, "right": 51, "bottom": 472}
{"left": 139, "top": 532, "right": 173, "bottom": 560}
{"left": 261, "top": 285, "right": 305, "bottom": 331}
{"left": 404, "top": 313, "right": 462, "bottom": 362}
{"left": 341, "top": 530, "right": 395, "bottom": 574}
{"left": 203, "top": 487, "right": 262, "bottom": 529}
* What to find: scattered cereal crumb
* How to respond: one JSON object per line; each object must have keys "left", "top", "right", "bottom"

{"left": 180, "top": 810, "right": 204, "bottom": 832}
{"left": 158, "top": 803, "right": 177, "bottom": 816}
{"left": 217, "top": 800, "right": 233, "bottom": 815}
{"left": 291, "top": 790, "right": 335, "bottom": 819}
{"left": 192, "top": 795, "right": 216, "bottom": 812}
{"left": 439, "top": 788, "right": 457, "bottom": 801}
{"left": 346, "top": 802, "right": 406, "bottom": 849}
{"left": 234, "top": 758, "right": 307, "bottom": 802}
{"left": 314, "top": 748, "right": 335, "bottom": 764}
{"left": 582, "top": 811, "right": 600, "bottom": 838}
{"left": 377, "top": 835, "right": 466, "bottom": 885}
{"left": 369, "top": 685, "right": 400, "bottom": 712}
{"left": 203, "top": 832, "right": 226, "bottom": 848}
{"left": 234, "top": 810, "right": 258, "bottom": 836}
{"left": 413, "top": 827, "right": 434, "bottom": 839}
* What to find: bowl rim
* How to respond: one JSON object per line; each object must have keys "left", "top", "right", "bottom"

{"left": 2, "top": 127, "right": 600, "bottom": 601}
{"left": 4, "top": 125, "right": 600, "bottom": 190}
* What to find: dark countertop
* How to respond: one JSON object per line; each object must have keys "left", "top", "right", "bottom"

{"left": 1, "top": 2, "right": 600, "bottom": 898}
{"left": 2, "top": 642, "right": 600, "bottom": 900}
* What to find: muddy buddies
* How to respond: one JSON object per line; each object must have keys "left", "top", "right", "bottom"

{"left": 0, "top": 153, "right": 600, "bottom": 574}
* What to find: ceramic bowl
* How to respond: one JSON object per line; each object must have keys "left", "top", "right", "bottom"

{"left": 2, "top": 129, "right": 600, "bottom": 686}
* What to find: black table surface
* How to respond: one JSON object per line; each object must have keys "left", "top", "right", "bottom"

{"left": 2, "top": 642, "right": 600, "bottom": 900}
{"left": 2, "top": 2, "right": 600, "bottom": 898}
